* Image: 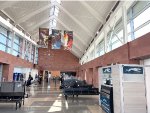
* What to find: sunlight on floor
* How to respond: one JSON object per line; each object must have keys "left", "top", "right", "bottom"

{"left": 65, "top": 100, "right": 68, "bottom": 109}
{"left": 48, "top": 94, "right": 63, "bottom": 112}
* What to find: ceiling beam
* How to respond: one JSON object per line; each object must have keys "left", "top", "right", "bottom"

{"left": 0, "top": 1, "right": 18, "bottom": 10}
{"left": 80, "top": 1, "right": 104, "bottom": 24}
{"left": 71, "top": 50, "right": 81, "bottom": 58}
{"left": 72, "top": 45, "right": 84, "bottom": 55}
{"left": 16, "top": 4, "right": 51, "bottom": 24}
{"left": 28, "top": 15, "right": 54, "bottom": 32}
{"left": 56, "top": 18, "right": 88, "bottom": 48}
{"left": 71, "top": 48, "right": 82, "bottom": 58}
{"left": 57, "top": 3, "right": 93, "bottom": 37}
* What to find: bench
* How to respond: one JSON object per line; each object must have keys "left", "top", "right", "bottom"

{"left": 63, "top": 87, "right": 99, "bottom": 100}
{"left": 0, "top": 82, "right": 26, "bottom": 110}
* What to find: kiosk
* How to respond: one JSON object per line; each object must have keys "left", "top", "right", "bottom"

{"left": 111, "top": 64, "right": 147, "bottom": 113}
{"left": 99, "top": 66, "right": 114, "bottom": 113}
{"left": 99, "top": 64, "right": 147, "bottom": 113}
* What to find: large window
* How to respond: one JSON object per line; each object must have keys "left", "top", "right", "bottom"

{"left": 0, "top": 26, "right": 9, "bottom": 52}
{"left": 107, "top": 19, "right": 123, "bottom": 51}
{"left": 96, "top": 39, "right": 104, "bottom": 58}
{"left": 24, "top": 41, "right": 31, "bottom": 61}
{"left": 6, "top": 32, "right": 13, "bottom": 54}
{"left": 0, "top": 33, "right": 7, "bottom": 52}
{"left": 127, "top": 1, "right": 150, "bottom": 41}
{"left": 35, "top": 47, "right": 38, "bottom": 64}
{"left": 89, "top": 50, "right": 94, "bottom": 61}
{"left": 31, "top": 45, "right": 35, "bottom": 63}
{"left": 12, "top": 35, "right": 23, "bottom": 56}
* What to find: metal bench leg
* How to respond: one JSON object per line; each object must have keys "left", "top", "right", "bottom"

{"left": 65, "top": 95, "right": 67, "bottom": 100}
{"left": 23, "top": 99, "right": 24, "bottom": 105}
{"left": 19, "top": 102, "right": 21, "bottom": 108}
{"left": 16, "top": 102, "right": 18, "bottom": 110}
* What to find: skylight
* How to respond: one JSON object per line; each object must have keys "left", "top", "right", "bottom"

{"left": 49, "top": 0, "right": 61, "bottom": 33}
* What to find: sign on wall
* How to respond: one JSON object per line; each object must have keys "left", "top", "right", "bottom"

{"left": 103, "top": 67, "right": 111, "bottom": 74}
{"left": 123, "top": 66, "right": 143, "bottom": 74}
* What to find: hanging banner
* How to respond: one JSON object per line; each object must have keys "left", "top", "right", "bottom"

{"left": 38, "top": 28, "right": 49, "bottom": 48}
{"left": 51, "top": 29, "right": 61, "bottom": 49}
{"left": 64, "top": 30, "right": 73, "bottom": 50}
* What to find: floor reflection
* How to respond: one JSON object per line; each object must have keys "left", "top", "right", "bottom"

{"left": 0, "top": 80, "right": 103, "bottom": 113}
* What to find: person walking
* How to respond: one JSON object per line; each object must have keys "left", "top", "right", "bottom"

{"left": 26, "top": 72, "right": 33, "bottom": 87}
{"left": 48, "top": 72, "right": 51, "bottom": 84}
{"left": 38, "top": 74, "right": 42, "bottom": 85}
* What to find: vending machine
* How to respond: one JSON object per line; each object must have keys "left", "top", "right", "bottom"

{"left": 13, "top": 73, "right": 23, "bottom": 81}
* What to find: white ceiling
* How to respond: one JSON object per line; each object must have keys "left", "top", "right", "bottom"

{"left": 0, "top": 1, "right": 116, "bottom": 58}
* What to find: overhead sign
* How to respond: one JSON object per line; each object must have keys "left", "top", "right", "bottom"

{"left": 103, "top": 67, "right": 111, "bottom": 74}
{"left": 123, "top": 66, "right": 143, "bottom": 74}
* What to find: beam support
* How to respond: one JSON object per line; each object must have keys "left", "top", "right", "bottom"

{"left": 28, "top": 16, "right": 55, "bottom": 32}
{"left": 80, "top": 1, "right": 104, "bottom": 23}
{"left": 57, "top": 3, "right": 93, "bottom": 37}
{"left": 122, "top": 5, "right": 128, "bottom": 43}
{"left": 0, "top": 1, "right": 18, "bottom": 10}
{"left": 16, "top": 4, "right": 51, "bottom": 24}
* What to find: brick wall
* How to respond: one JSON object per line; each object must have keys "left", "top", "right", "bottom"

{"left": 0, "top": 50, "right": 34, "bottom": 81}
{"left": 79, "top": 32, "right": 150, "bottom": 88}
{"left": 38, "top": 47, "right": 80, "bottom": 72}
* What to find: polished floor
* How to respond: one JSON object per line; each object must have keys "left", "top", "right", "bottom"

{"left": 0, "top": 80, "right": 104, "bottom": 113}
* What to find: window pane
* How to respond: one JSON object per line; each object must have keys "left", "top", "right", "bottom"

{"left": 14, "top": 36, "right": 20, "bottom": 44}
{"left": 7, "top": 47, "right": 11, "bottom": 54}
{"left": 0, "top": 34, "right": 7, "bottom": 44}
{"left": 12, "top": 50, "right": 18, "bottom": 56}
{"left": 8, "top": 39, "right": 11, "bottom": 47}
{"left": 132, "top": 1, "right": 150, "bottom": 18}
{"left": 50, "top": 6, "right": 54, "bottom": 16}
{"left": 117, "top": 30, "right": 123, "bottom": 38}
{"left": 0, "top": 44, "right": 6, "bottom": 51}
{"left": 100, "top": 49, "right": 104, "bottom": 56}
{"left": 127, "top": 23, "right": 131, "bottom": 33}
{"left": 134, "top": 6, "right": 150, "bottom": 29}
{"left": 128, "top": 34, "right": 132, "bottom": 42}
{"left": 0, "top": 26, "right": 7, "bottom": 36}
{"left": 135, "top": 22, "right": 150, "bottom": 38}
{"left": 13, "top": 43, "right": 19, "bottom": 51}
{"left": 111, "top": 36, "right": 118, "bottom": 43}
{"left": 112, "top": 41, "right": 122, "bottom": 50}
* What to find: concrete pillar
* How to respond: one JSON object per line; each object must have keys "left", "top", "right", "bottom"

{"left": 10, "top": 31, "right": 15, "bottom": 54}
{"left": 104, "top": 29, "right": 107, "bottom": 53}
{"left": 21, "top": 39, "right": 25, "bottom": 59}
{"left": 122, "top": 5, "right": 128, "bottom": 43}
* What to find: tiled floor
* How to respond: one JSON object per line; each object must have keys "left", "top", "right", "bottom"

{"left": 0, "top": 80, "right": 104, "bottom": 113}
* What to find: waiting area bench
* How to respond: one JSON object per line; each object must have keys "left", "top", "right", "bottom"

{"left": 63, "top": 87, "right": 99, "bottom": 100}
{"left": 0, "top": 82, "right": 25, "bottom": 110}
